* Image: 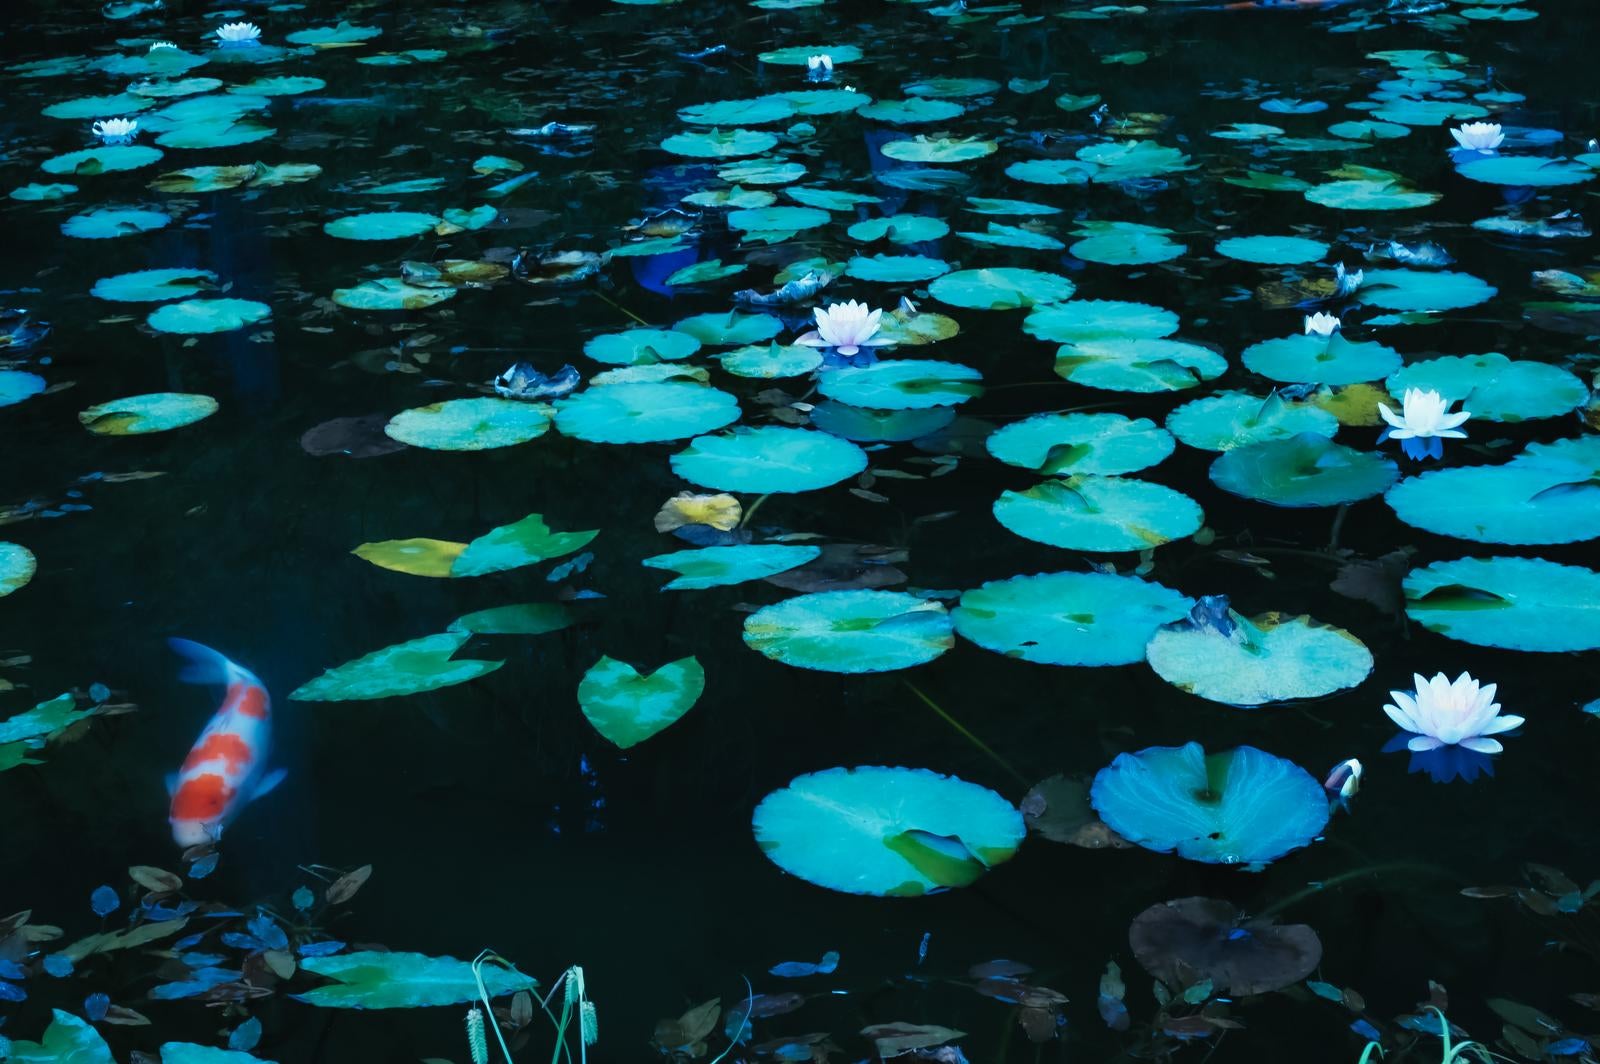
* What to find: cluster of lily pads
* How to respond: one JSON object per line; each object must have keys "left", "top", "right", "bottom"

{"left": 3, "top": 0, "right": 1599, "bottom": 1058}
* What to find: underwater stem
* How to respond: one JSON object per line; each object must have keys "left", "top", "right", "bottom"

{"left": 1254, "top": 862, "right": 1448, "bottom": 921}
{"left": 707, "top": 976, "right": 755, "bottom": 1064}
{"left": 590, "top": 290, "right": 649, "bottom": 327}
{"left": 902, "top": 682, "right": 1030, "bottom": 788}
{"left": 738, "top": 494, "right": 770, "bottom": 530}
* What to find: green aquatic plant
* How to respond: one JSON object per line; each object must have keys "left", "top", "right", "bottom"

{"left": 469, "top": 952, "right": 597, "bottom": 1064}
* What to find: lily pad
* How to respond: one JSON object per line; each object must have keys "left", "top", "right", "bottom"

{"left": 1215, "top": 235, "right": 1329, "bottom": 265}
{"left": 994, "top": 477, "right": 1204, "bottom": 552}
{"left": 1090, "top": 743, "right": 1329, "bottom": 865}
{"left": 660, "top": 129, "right": 778, "bottom": 159}
{"left": 1165, "top": 392, "right": 1339, "bottom": 452}
{"left": 808, "top": 403, "right": 955, "bottom": 442}
{"left": 7, "top": 1010, "right": 114, "bottom": 1064}
{"left": 847, "top": 214, "right": 950, "bottom": 244}
{"left": 292, "top": 951, "right": 534, "bottom": 1007}
{"left": 845, "top": 254, "right": 950, "bottom": 283}
{"left": 289, "top": 634, "right": 504, "bottom": 702}
{"left": 743, "top": 591, "right": 953, "bottom": 673}
{"left": 583, "top": 328, "right": 701, "bottom": 366}
{"left": 1403, "top": 556, "right": 1600, "bottom": 652}
{"left": 324, "top": 212, "right": 440, "bottom": 241}
{"left": 1356, "top": 268, "right": 1496, "bottom": 312}
{"left": 1241, "top": 332, "right": 1402, "bottom": 386}
{"left": 0, "top": 371, "right": 46, "bottom": 409}
{"left": 643, "top": 545, "right": 822, "bottom": 590}
{"left": 578, "top": 656, "right": 705, "bottom": 748}
{"left": 1386, "top": 448, "right": 1600, "bottom": 546}
{"left": 952, "top": 571, "right": 1192, "bottom": 666}
{"left": 1053, "top": 338, "right": 1227, "bottom": 393}
{"left": 1456, "top": 154, "right": 1593, "bottom": 187}
{"left": 986, "top": 413, "right": 1174, "bottom": 475}
{"left": 1210, "top": 434, "right": 1398, "bottom": 507}
{"left": 859, "top": 98, "right": 965, "bottom": 124}
{"left": 1022, "top": 300, "right": 1178, "bottom": 344}
{"left": 718, "top": 343, "right": 823, "bottom": 379}
{"left": 880, "top": 136, "right": 996, "bottom": 164}
{"left": 92, "top": 268, "right": 218, "bottom": 302}
{"left": 61, "top": 207, "right": 171, "bottom": 240}
{"left": 332, "top": 278, "right": 456, "bottom": 311}
{"left": 146, "top": 298, "right": 270, "bottom": 335}
{"left": 818, "top": 360, "right": 982, "bottom": 410}
{"left": 751, "top": 766, "right": 1024, "bottom": 897}
{"left": 672, "top": 426, "right": 867, "bottom": 493}
{"left": 40, "top": 145, "right": 164, "bottom": 175}
{"left": 928, "top": 268, "right": 1076, "bottom": 310}
{"left": 555, "top": 382, "right": 739, "bottom": 444}
{"left": 673, "top": 310, "right": 783, "bottom": 346}
{"left": 79, "top": 392, "right": 217, "bottom": 435}
{"left": 1386, "top": 353, "right": 1587, "bottom": 422}
{"left": 1130, "top": 898, "right": 1322, "bottom": 996}
{"left": 383, "top": 398, "right": 551, "bottom": 451}
{"left": 1146, "top": 604, "right": 1374, "bottom": 706}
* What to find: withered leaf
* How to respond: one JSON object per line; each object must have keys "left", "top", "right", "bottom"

{"left": 325, "top": 864, "right": 373, "bottom": 905}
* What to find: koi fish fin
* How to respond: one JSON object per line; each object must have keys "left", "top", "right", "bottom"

{"left": 252, "top": 768, "right": 288, "bottom": 801}
{"left": 166, "top": 772, "right": 180, "bottom": 797}
{"left": 169, "top": 638, "right": 234, "bottom": 685}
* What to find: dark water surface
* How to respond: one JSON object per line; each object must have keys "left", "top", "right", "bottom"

{"left": 2, "top": 0, "right": 1599, "bottom": 1061}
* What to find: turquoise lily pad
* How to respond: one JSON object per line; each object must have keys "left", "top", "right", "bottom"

{"left": 717, "top": 343, "right": 823, "bottom": 379}
{"left": 987, "top": 413, "right": 1174, "bottom": 475}
{"left": 928, "top": 268, "right": 1075, "bottom": 310}
{"left": 643, "top": 545, "right": 822, "bottom": 591}
{"left": 579, "top": 656, "right": 704, "bottom": 748}
{"left": 40, "top": 145, "right": 164, "bottom": 174}
{"left": 384, "top": 398, "right": 551, "bottom": 451}
{"left": 1386, "top": 353, "right": 1587, "bottom": 422}
{"left": 953, "top": 571, "right": 1192, "bottom": 666}
{"left": 846, "top": 214, "right": 950, "bottom": 244}
{"left": 660, "top": 129, "right": 778, "bottom": 159}
{"left": 1241, "top": 332, "right": 1402, "bottom": 386}
{"left": 1146, "top": 608, "right": 1374, "bottom": 707}
{"left": 743, "top": 591, "right": 953, "bottom": 673}
{"left": 994, "top": 476, "right": 1204, "bottom": 552}
{"left": 146, "top": 298, "right": 270, "bottom": 334}
{"left": 1053, "top": 338, "right": 1226, "bottom": 393}
{"left": 671, "top": 427, "right": 867, "bottom": 493}
{"left": 555, "top": 382, "right": 740, "bottom": 444}
{"left": 288, "top": 634, "right": 504, "bottom": 702}
{"left": 1215, "top": 234, "right": 1329, "bottom": 265}
{"left": 808, "top": 403, "right": 955, "bottom": 443}
{"left": 1022, "top": 300, "right": 1179, "bottom": 343}
{"left": 1210, "top": 434, "right": 1399, "bottom": 507}
{"left": 324, "top": 212, "right": 440, "bottom": 240}
{"left": 1356, "top": 268, "right": 1496, "bottom": 312}
{"left": 1165, "top": 392, "right": 1339, "bottom": 451}
{"left": 583, "top": 328, "right": 701, "bottom": 366}
{"left": 7, "top": 1010, "right": 114, "bottom": 1064}
{"left": 92, "top": 267, "right": 218, "bottom": 302}
{"left": 1403, "top": 556, "right": 1600, "bottom": 652}
{"left": 0, "top": 371, "right": 46, "bottom": 409}
{"left": 817, "top": 360, "right": 983, "bottom": 410}
{"left": 673, "top": 310, "right": 783, "bottom": 345}
{"left": 79, "top": 392, "right": 217, "bottom": 435}
{"left": 61, "top": 207, "right": 171, "bottom": 239}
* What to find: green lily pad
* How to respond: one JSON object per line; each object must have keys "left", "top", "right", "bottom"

{"left": 554, "top": 382, "right": 740, "bottom": 444}
{"left": 7, "top": 1010, "right": 114, "bottom": 1064}
{"left": 1091, "top": 743, "right": 1329, "bottom": 866}
{"left": 1386, "top": 353, "right": 1587, "bottom": 421}
{"left": 40, "top": 145, "right": 164, "bottom": 175}
{"left": 0, "top": 694, "right": 87, "bottom": 744}
{"left": 583, "top": 328, "right": 701, "bottom": 366}
{"left": 952, "top": 570, "right": 1192, "bottom": 666}
{"left": 928, "top": 268, "right": 1075, "bottom": 310}
{"left": 880, "top": 136, "right": 996, "bottom": 163}
{"left": 1053, "top": 338, "right": 1227, "bottom": 393}
{"left": 292, "top": 951, "right": 534, "bottom": 1006}
{"left": 1215, "top": 234, "right": 1330, "bottom": 265}
{"left": 324, "top": 212, "right": 441, "bottom": 240}
{"left": 1022, "top": 300, "right": 1178, "bottom": 343}
{"left": 643, "top": 545, "right": 822, "bottom": 591}
{"left": 717, "top": 342, "right": 823, "bottom": 379}
{"left": 743, "top": 591, "right": 953, "bottom": 673}
{"left": 752, "top": 766, "right": 1024, "bottom": 897}
{"left": 994, "top": 476, "right": 1204, "bottom": 552}
{"left": 1165, "top": 392, "right": 1339, "bottom": 451}
{"left": 332, "top": 278, "right": 456, "bottom": 311}
{"left": 1241, "top": 332, "right": 1402, "bottom": 386}
{"left": 79, "top": 392, "right": 217, "bottom": 435}
{"left": 665, "top": 259, "right": 748, "bottom": 286}
{"left": 1305, "top": 176, "right": 1440, "bottom": 210}
{"left": 146, "top": 298, "right": 270, "bottom": 334}
{"left": 384, "top": 398, "right": 551, "bottom": 451}
{"left": 92, "top": 267, "right": 218, "bottom": 302}
{"left": 671, "top": 426, "right": 867, "bottom": 493}
{"left": 1210, "top": 434, "right": 1398, "bottom": 507}
{"left": 817, "top": 360, "right": 983, "bottom": 409}
{"left": 673, "top": 310, "right": 783, "bottom": 345}
{"left": 1404, "top": 556, "right": 1600, "bottom": 652}
{"left": 1146, "top": 608, "right": 1374, "bottom": 707}
{"left": 846, "top": 214, "right": 950, "bottom": 244}
{"left": 660, "top": 129, "right": 779, "bottom": 159}
{"left": 447, "top": 603, "right": 572, "bottom": 636}
{"left": 578, "top": 656, "right": 705, "bottom": 748}
{"left": 452, "top": 514, "right": 599, "bottom": 578}
{"left": 987, "top": 413, "right": 1174, "bottom": 474}
{"left": 61, "top": 207, "right": 171, "bottom": 239}
{"left": 288, "top": 634, "right": 504, "bottom": 702}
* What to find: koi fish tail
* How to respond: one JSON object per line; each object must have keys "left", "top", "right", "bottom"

{"left": 169, "top": 638, "right": 237, "bottom": 685}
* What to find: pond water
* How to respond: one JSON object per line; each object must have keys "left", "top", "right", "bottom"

{"left": 2, "top": 0, "right": 1599, "bottom": 1061}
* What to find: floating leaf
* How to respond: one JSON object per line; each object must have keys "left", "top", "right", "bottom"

{"left": 672, "top": 426, "right": 867, "bottom": 493}
{"left": 1404, "top": 556, "right": 1600, "bottom": 652}
{"left": 578, "top": 656, "right": 705, "bottom": 748}
{"left": 289, "top": 633, "right": 504, "bottom": 702}
{"left": 292, "top": 952, "right": 535, "bottom": 1008}
{"left": 384, "top": 398, "right": 551, "bottom": 451}
{"left": 1146, "top": 607, "right": 1374, "bottom": 707}
{"left": 953, "top": 571, "right": 1191, "bottom": 666}
{"left": 994, "top": 477, "right": 1204, "bottom": 552}
{"left": 79, "top": 393, "right": 217, "bottom": 435}
{"left": 643, "top": 545, "right": 821, "bottom": 590}
{"left": 1211, "top": 434, "right": 1398, "bottom": 507}
{"left": 743, "top": 591, "right": 953, "bottom": 673}
{"left": 555, "top": 383, "right": 740, "bottom": 444}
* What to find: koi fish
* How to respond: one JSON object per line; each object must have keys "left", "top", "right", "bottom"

{"left": 167, "top": 639, "right": 285, "bottom": 847}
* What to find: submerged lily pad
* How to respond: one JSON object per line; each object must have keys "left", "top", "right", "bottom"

{"left": 672, "top": 427, "right": 867, "bottom": 493}
{"left": 579, "top": 656, "right": 705, "bottom": 748}
{"left": 555, "top": 382, "right": 739, "bottom": 444}
{"left": 1211, "top": 434, "right": 1398, "bottom": 507}
{"left": 752, "top": 766, "right": 1024, "bottom": 897}
{"left": 644, "top": 545, "right": 821, "bottom": 591}
{"left": 1146, "top": 605, "right": 1373, "bottom": 706}
{"left": 808, "top": 403, "right": 955, "bottom": 443}
{"left": 953, "top": 571, "right": 1192, "bottom": 666}
{"left": 1091, "top": 743, "right": 1329, "bottom": 865}
{"left": 292, "top": 951, "right": 534, "bottom": 1006}
{"left": 987, "top": 413, "right": 1174, "bottom": 475}
{"left": 289, "top": 633, "right": 504, "bottom": 702}
{"left": 384, "top": 398, "right": 551, "bottom": 451}
{"left": 79, "top": 392, "right": 217, "bottom": 435}
{"left": 1130, "top": 898, "right": 1322, "bottom": 996}
{"left": 743, "top": 591, "right": 953, "bottom": 673}
{"left": 1403, "top": 556, "right": 1600, "bottom": 652}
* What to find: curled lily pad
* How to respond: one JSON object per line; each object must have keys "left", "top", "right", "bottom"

{"left": 1130, "top": 898, "right": 1322, "bottom": 996}
{"left": 0, "top": 542, "right": 37, "bottom": 597}
{"left": 994, "top": 477, "right": 1203, "bottom": 552}
{"left": 752, "top": 766, "right": 1024, "bottom": 897}
{"left": 1090, "top": 743, "right": 1329, "bottom": 866}
{"left": 1166, "top": 392, "right": 1339, "bottom": 452}
{"left": 1386, "top": 353, "right": 1587, "bottom": 422}
{"left": 146, "top": 298, "right": 270, "bottom": 335}
{"left": 384, "top": 398, "right": 551, "bottom": 451}
{"left": 987, "top": 413, "right": 1174, "bottom": 475}
{"left": 1210, "top": 434, "right": 1398, "bottom": 507}
{"left": 1145, "top": 600, "right": 1374, "bottom": 707}
{"left": 953, "top": 571, "right": 1192, "bottom": 666}
{"left": 79, "top": 393, "right": 217, "bottom": 435}
{"left": 743, "top": 591, "right": 953, "bottom": 673}
{"left": 579, "top": 656, "right": 705, "bottom": 748}
{"left": 818, "top": 360, "right": 983, "bottom": 410}
{"left": 1053, "top": 338, "right": 1227, "bottom": 393}
{"left": 1404, "top": 556, "right": 1600, "bottom": 652}
{"left": 1241, "top": 332, "right": 1401, "bottom": 386}
{"left": 643, "top": 545, "right": 821, "bottom": 590}
{"left": 556, "top": 382, "right": 739, "bottom": 444}
{"left": 289, "top": 633, "right": 504, "bottom": 702}
{"left": 672, "top": 427, "right": 867, "bottom": 493}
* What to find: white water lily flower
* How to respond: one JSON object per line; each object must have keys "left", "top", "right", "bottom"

{"left": 1450, "top": 121, "right": 1504, "bottom": 153}
{"left": 148, "top": 40, "right": 177, "bottom": 51}
{"left": 92, "top": 117, "right": 139, "bottom": 144}
{"left": 1303, "top": 312, "right": 1340, "bottom": 337}
{"left": 1384, "top": 672, "right": 1522, "bottom": 753}
{"left": 1322, "top": 758, "right": 1362, "bottom": 803}
{"left": 1377, "top": 387, "right": 1469, "bottom": 460}
{"left": 806, "top": 54, "right": 833, "bottom": 82}
{"left": 216, "top": 21, "right": 262, "bottom": 44}
{"left": 796, "top": 300, "right": 894, "bottom": 356}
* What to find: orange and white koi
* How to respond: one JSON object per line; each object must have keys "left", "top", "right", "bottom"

{"left": 167, "top": 639, "right": 285, "bottom": 847}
